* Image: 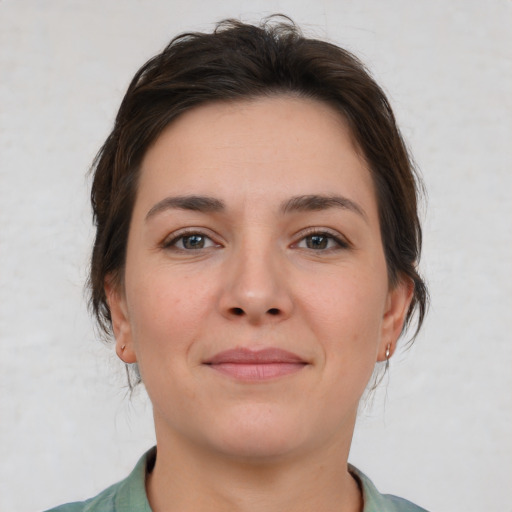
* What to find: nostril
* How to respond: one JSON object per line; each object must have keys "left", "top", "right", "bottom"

{"left": 227, "top": 307, "right": 281, "bottom": 317}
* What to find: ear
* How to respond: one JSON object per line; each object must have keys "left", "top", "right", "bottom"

{"left": 104, "top": 275, "right": 137, "bottom": 364}
{"left": 377, "top": 277, "right": 414, "bottom": 362}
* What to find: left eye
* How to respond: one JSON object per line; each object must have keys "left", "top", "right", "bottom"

{"left": 168, "top": 234, "right": 217, "bottom": 250}
{"left": 296, "top": 233, "right": 343, "bottom": 250}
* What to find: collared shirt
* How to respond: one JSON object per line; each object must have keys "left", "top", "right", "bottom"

{"left": 45, "top": 448, "right": 428, "bottom": 512}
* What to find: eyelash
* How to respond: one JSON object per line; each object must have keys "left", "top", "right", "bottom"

{"left": 161, "top": 228, "right": 350, "bottom": 252}
{"left": 293, "top": 228, "right": 350, "bottom": 252}
{"left": 161, "top": 229, "right": 220, "bottom": 251}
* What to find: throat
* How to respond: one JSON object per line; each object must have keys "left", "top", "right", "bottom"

{"left": 145, "top": 445, "right": 363, "bottom": 512}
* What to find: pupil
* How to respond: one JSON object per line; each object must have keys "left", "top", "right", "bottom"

{"left": 183, "top": 235, "right": 204, "bottom": 249}
{"left": 307, "top": 235, "right": 327, "bottom": 249}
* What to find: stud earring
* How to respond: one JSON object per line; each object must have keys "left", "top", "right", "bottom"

{"left": 121, "top": 345, "right": 126, "bottom": 351}
{"left": 385, "top": 343, "right": 391, "bottom": 361}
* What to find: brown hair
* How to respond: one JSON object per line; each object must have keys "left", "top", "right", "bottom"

{"left": 89, "top": 15, "right": 428, "bottom": 344}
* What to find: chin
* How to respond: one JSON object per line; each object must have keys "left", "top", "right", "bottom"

{"left": 202, "top": 406, "right": 311, "bottom": 462}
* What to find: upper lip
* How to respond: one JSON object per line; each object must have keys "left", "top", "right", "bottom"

{"left": 204, "top": 347, "right": 307, "bottom": 365}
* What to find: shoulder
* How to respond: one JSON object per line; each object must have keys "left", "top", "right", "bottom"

{"left": 43, "top": 481, "right": 118, "bottom": 512}
{"left": 378, "top": 494, "right": 429, "bottom": 512}
{"left": 43, "top": 448, "right": 155, "bottom": 512}
{"left": 349, "top": 464, "right": 430, "bottom": 512}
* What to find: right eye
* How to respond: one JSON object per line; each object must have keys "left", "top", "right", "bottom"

{"left": 163, "top": 232, "right": 219, "bottom": 251}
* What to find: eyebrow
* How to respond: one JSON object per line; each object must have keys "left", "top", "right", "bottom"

{"left": 145, "top": 193, "right": 367, "bottom": 221}
{"left": 145, "top": 195, "right": 225, "bottom": 221}
{"left": 281, "top": 194, "right": 367, "bottom": 220}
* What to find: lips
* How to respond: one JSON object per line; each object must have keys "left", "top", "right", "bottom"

{"left": 204, "top": 348, "right": 308, "bottom": 381}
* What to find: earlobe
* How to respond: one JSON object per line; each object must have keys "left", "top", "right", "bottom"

{"left": 105, "top": 275, "right": 137, "bottom": 364}
{"left": 115, "top": 342, "right": 137, "bottom": 364}
{"left": 378, "top": 278, "right": 414, "bottom": 362}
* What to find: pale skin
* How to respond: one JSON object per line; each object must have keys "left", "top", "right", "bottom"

{"left": 106, "top": 96, "right": 413, "bottom": 512}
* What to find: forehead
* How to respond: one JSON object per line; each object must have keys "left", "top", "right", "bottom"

{"left": 137, "top": 96, "right": 376, "bottom": 215}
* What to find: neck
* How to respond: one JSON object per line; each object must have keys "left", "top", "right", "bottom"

{"left": 146, "top": 425, "right": 362, "bottom": 512}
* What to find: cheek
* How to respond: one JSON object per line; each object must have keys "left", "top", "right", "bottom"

{"left": 126, "top": 269, "right": 215, "bottom": 361}
{"left": 298, "top": 268, "right": 387, "bottom": 367}
{"left": 304, "top": 269, "right": 386, "bottom": 330}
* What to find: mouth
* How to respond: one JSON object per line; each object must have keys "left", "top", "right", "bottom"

{"left": 203, "top": 347, "right": 309, "bottom": 381}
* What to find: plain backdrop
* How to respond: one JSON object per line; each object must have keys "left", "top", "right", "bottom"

{"left": 1, "top": 1, "right": 511, "bottom": 511}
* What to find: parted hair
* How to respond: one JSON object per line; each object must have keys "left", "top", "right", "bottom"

{"left": 89, "top": 15, "right": 428, "bottom": 344}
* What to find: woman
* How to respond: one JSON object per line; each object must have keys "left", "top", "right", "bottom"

{"left": 47, "top": 16, "right": 429, "bottom": 512}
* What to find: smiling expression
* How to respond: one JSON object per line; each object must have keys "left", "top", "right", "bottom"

{"left": 107, "top": 95, "right": 411, "bottom": 461}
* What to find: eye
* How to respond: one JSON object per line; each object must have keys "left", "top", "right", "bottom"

{"left": 295, "top": 231, "right": 349, "bottom": 251}
{"left": 164, "top": 232, "right": 219, "bottom": 250}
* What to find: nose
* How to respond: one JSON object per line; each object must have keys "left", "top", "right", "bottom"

{"left": 218, "top": 243, "right": 293, "bottom": 324}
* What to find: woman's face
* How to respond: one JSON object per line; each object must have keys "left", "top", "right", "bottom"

{"left": 108, "top": 96, "right": 411, "bottom": 461}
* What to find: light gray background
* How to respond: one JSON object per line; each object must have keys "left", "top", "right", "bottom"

{"left": 1, "top": 1, "right": 511, "bottom": 511}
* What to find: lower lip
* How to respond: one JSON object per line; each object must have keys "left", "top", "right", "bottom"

{"left": 207, "top": 362, "right": 306, "bottom": 381}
